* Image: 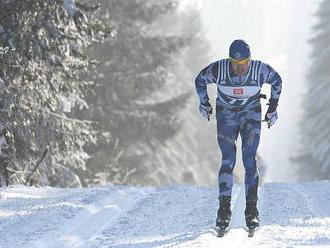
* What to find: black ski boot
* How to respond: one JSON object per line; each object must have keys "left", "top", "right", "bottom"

{"left": 245, "top": 198, "right": 259, "bottom": 236}
{"left": 215, "top": 196, "right": 231, "bottom": 237}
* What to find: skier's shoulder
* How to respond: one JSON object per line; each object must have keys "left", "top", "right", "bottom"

{"left": 252, "top": 60, "right": 282, "bottom": 83}
{"left": 212, "top": 58, "right": 230, "bottom": 77}
{"left": 201, "top": 59, "right": 226, "bottom": 76}
{"left": 251, "top": 59, "right": 274, "bottom": 74}
{"left": 250, "top": 59, "right": 266, "bottom": 67}
{"left": 217, "top": 58, "right": 230, "bottom": 65}
{"left": 211, "top": 58, "right": 229, "bottom": 72}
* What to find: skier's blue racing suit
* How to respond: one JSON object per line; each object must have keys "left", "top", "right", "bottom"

{"left": 195, "top": 59, "right": 282, "bottom": 201}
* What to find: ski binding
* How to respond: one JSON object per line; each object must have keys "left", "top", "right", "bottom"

{"left": 215, "top": 226, "right": 229, "bottom": 237}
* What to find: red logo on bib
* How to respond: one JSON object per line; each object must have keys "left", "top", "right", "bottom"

{"left": 233, "top": 88, "right": 243, "bottom": 95}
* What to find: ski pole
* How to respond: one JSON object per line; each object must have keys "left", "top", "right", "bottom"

{"left": 262, "top": 119, "right": 271, "bottom": 129}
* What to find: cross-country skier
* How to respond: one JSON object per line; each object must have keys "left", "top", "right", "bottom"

{"left": 195, "top": 39, "right": 282, "bottom": 235}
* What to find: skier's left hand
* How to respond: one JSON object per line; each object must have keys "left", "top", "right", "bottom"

{"left": 265, "top": 111, "right": 278, "bottom": 128}
{"left": 264, "top": 98, "right": 279, "bottom": 128}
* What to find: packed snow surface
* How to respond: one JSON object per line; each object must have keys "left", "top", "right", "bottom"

{"left": 0, "top": 181, "right": 330, "bottom": 248}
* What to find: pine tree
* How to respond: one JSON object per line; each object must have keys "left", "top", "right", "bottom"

{"left": 295, "top": 0, "right": 330, "bottom": 180}
{"left": 0, "top": 0, "right": 112, "bottom": 186}
{"left": 77, "top": 0, "right": 196, "bottom": 185}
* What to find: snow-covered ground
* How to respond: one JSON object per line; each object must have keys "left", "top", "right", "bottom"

{"left": 0, "top": 181, "right": 330, "bottom": 248}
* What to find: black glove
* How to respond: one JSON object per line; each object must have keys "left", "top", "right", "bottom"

{"left": 265, "top": 98, "right": 279, "bottom": 128}
{"left": 199, "top": 102, "right": 213, "bottom": 121}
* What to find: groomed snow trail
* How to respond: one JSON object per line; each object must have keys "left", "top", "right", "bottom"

{"left": 0, "top": 181, "right": 329, "bottom": 248}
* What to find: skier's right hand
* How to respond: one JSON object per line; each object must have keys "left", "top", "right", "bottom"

{"left": 265, "top": 111, "right": 278, "bottom": 128}
{"left": 199, "top": 102, "right": 213, "bottom": 121}
{"left": 264, "top": 98, "right": 279, "bottom": 129}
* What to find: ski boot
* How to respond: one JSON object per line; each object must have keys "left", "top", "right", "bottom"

{"left": 245, "top": 198, "right": 260, "bottom": 237}
{"left": 215, "top": 196, "right": 231, "bottom": 237}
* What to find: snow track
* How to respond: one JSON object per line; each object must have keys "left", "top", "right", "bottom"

{"left": 0, "top": 181, "right": 329, "bottom": 248}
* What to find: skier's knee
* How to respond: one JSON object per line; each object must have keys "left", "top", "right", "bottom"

{"left": 220, "top": 166, "right": 234, "bottom": 174}
{"left": 242, "top": 150, "right": 256, "bottom": 165}
{"left": 220, "top": 158, "right": 235, "bottom": 174}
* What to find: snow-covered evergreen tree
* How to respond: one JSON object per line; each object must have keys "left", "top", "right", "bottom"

{"left": 295, "top": 0, "right": 330, "bottom": 180}
{"left": 76, "top": 0, "right": 203, "bottom": 185}
{"left": 0, "top": 0, "right": 112, "bottom": 186}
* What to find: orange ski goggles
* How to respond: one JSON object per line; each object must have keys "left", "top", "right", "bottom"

{"left": 229, "top": 57, "right": 250, "bottom": 65}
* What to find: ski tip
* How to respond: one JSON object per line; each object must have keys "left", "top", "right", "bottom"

{"left": 214, "top": 227, "right": 228, "bottom": 238}
{"left": 248, "top": 229, "right": 254, "bottom": 237}
{"left": 246, "top": 226, "right": 259, "bottom": 237}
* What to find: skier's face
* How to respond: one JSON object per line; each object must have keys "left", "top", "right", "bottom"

{"left": 231, "top": 60, "right": 250, "bottom": 76}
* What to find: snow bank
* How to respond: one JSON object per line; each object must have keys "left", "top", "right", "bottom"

{"left": 0, "top": 181, "right": 329, "bottom": 248}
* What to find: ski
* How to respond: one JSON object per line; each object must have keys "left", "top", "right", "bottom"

{"left": 248, "top": 228, "right": 255, "bottom": 237}
{"left": 244, "top": 226, "right": 259, "bottom": 237}
{"left": 217, "top": 228, "right": 226, "bottom": 237}
{"left": 214, "top": 227, "right": 229, "bottom": 237}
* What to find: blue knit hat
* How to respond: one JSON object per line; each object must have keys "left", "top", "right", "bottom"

{"left": 229, "top": 40, "right": 250, "bottom": 62}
